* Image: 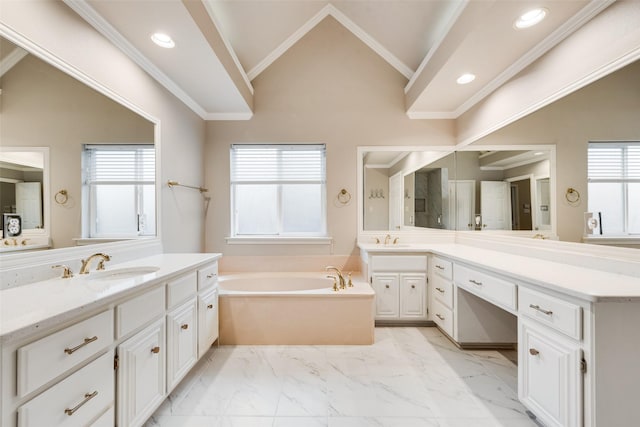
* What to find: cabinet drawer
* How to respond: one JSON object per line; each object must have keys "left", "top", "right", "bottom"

{"left": 431, "top": 298, "right": 453, "bottom": 337}
{"left": 198, "top": 262, "right": 218, "bottom": 291}
{"left": 431, "top": 274, "right": 453, "bottom": 309}
{"left": 432, "top": 256, "right": 452, "bottom": 280}
{"left": 519, "top": 287, "right": 582, "bottom": 340}
{"left": 91, "top": 407, "right": 114, "bottom": 427}
{"left": 167, "top": 272, "right": 197, "bottom": 308}
{"left": 454, "top": 264, "right": 517, "bottom": 312}
{"left": 116, "top": 286, "right": 165, "bottom": 338}
{"left": 370, "top": 255, "right": 427, "bottom": 272}
{"left": 18, "top": 351, "right": 115, "bottom": 427}
{"left": 17, "top": 310, "right": 114, "bottom": 398}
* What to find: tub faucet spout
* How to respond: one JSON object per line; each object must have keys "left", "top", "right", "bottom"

{"left": 325, "top": 266, "right": 345, "bottom": 289}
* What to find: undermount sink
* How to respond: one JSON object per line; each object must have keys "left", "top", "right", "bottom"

{"left": 88, "top": 266, "right": 160, "bottom": 280}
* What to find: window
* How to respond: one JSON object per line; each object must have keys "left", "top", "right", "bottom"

{"left": 588, "top": 142, "right": 640, "bottom": 235}
{"left": 82, "top": 144, "right": 155, "bottom": 238}
{"left": 230, "top": 144, "right": 326, "bottom": 237}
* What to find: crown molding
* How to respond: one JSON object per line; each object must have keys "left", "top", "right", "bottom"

{"left": 62, "top": 0, "right": 209, "bottom": 120}
{"left": 0, "top": 45, "right": 28, "bottom": 77}
{"left": 247, "top": 3, "right": 414, "bottom": 81}
{"left": 406, "top": 111, "right": 456, "bottom": 120}
{"left": 205, "top": 112, "right": 253, "bottom": 121}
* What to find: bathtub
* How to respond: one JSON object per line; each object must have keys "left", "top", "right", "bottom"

{"left": 218, "top": 272, "right": 375, "bottom": 345}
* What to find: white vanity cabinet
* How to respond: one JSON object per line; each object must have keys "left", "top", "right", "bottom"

{"left": 369, "top": 255, "right": 428, "bottom": 322}
{"left": 117, "top": 318, "right": 166, "bottom": 427}
{"left": 429, "top": 256, "right": 454, "bottom": 336}
{"left": 197, "top": 262, "right": 219, "bottom": 358}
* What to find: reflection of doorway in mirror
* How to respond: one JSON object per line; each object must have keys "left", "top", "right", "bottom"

{"left": 480, "top": 181, "right": 511, "bottom": 230}
{"left": 506, "top": 176, "right": 533, "bottom": 231}
{"left": 450, "top": 181, "right": 475, "bottom": 230}
{"left": 16, "top": 182, "right": 42, "bottom": 229}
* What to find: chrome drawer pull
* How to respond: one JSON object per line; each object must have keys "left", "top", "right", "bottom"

{"left": 435, "top": 265, "right": 445, "bottom": 270}
{"left": 435, "top": 313, "right": 445, "bottom": 321}
{"left": 207, "top": 304, "right": 214, "bottom": 309}
{"left": 151, "top": 346, "right": 160, "bottom": 354}
{"left": 65, "top": 391, "right": 98, "bottom": 416}
{"left": 529, "top": 348, "right": 540, "bottom": 356}
{"left": 469, "top": 279, "right": 483, "bottom": 286}
{"left": 435, "top": 287, "right": 445, "bottom": 293}
{"left": 529, "top": 304, "right": 553, "bottom": 316}
{"left": 64, "top": 336, "right": 98, "bottom": 355}
{"left": 181, "top": 324, "right": 189, "bottom": 330}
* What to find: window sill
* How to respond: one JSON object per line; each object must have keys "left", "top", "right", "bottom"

{"left": 225, "top": 236, "right": 333, "bottom": 245}
{"left": 73, "top": 237, "right": 152, "bottom": 246}
{"left": 582, "top": 236, "right": 640, "bottom": 245}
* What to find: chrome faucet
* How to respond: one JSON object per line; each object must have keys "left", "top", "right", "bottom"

{"left": 384, "top": 234, "right": 391, "bottom": 245}
{"left": 79, "top": 253, "right": 111, "bottom": 274}
{"left": 326, "top": 265, "right": 346, "bottom": 289}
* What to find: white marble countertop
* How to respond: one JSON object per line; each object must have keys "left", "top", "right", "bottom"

{"left": 359, "top": 243, "right": 640, "bottom": 302}
{"left": 0, "top": 253, "right": 221, "bottom": 342}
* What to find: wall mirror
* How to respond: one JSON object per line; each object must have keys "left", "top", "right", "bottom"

{"left": 359, "top": 146, "right": 555, "bottom": 237}
{"left": 0, "top": 35, "right": 156, "bottom": 251}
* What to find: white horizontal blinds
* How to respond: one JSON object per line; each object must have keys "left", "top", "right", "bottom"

{"left": 85, "top": 144, "right": 155, "bottom": 185}
{"left": 231, "top": 144, "right": 326, "bottom": 184}
{"left": 588, "top": 142, "right": 640, "bottom": 182}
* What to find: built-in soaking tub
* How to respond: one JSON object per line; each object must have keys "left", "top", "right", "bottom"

{"left": 218, "top": 272, "right": 375, "bottom": 345}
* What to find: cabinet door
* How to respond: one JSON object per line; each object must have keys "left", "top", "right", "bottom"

{"left": 399, "top": 273, "right": 426, "bottom": 319}
{"left": 372, "top": 274, "right": 399, "bottom": 319}
{"left": 117, "top": 319, "right": 166, "bottom": 427}
{"left": 167, "top": 298, "right": 198, "bottom": 390}
{"left": 198, "top": 287, "right": 219, "bottom": 358}
{"left": 519, "top": 319, "right": 582, "bottom": 427}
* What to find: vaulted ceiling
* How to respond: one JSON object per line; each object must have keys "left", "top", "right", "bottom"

{"left": 62, "top": 0, "right": 612, "bottom": 120}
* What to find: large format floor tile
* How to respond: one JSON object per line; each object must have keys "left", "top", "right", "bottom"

{"left": 145, "top": 327, "right": 538, "bottom": 427}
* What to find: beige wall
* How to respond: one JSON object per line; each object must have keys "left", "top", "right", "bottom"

{"left": 1, "top": 55, "right": 154, "bottom": 248}
{"left": 205, "top": 17, "right": 454, "bottom": 264}
{"left": 1, "top": 0, "right": 206, "bottom": 252}
{"left": 472, "top": 60, "right": 640, "bottom": 242}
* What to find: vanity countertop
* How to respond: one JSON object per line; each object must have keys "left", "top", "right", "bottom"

{"left": 359, "top": 243, "right": 640, "bottom": 302}
{"left": 0, "top": 253, "right": 221, "bottom": 342}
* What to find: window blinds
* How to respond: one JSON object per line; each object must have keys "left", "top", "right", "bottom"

{"left": 84, "top": 145, "right": 155, "bottom": 184}
{"left": 230, "top": 144, "right": 326, "bottom": 183}
{"left": 588, "top": 142, "right": 640, "bottom": 181}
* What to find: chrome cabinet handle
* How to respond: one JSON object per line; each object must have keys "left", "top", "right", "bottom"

{"left": 64, "top": 336, "right": 98, "bottom": 355}
{"left": 529, "top": 304, "right": 553, "bottom": 316}
{"left": 529, "top": 348, "right": 540, "bottom": 356}
{"left": 469, "top": 279, "right": 483, "bottom": 286}
{"left": 151, "top": 346, "right": 160, "bottom": 354}
{"left": 207, "top": 304, "right": 214, "bottom": 309}
{"left": 435, "top": 313, "right": 445, "bottom": 320}
{"left": 181, "top": 324, "right": 189, "bottom": 330}
{"left": 435, "top": 287, "right": 445, "bottom": 293}
{"left": 435, "top": 265, "right": 445, "bottom": 270}
{"left": 65, "top": 391, "right": 98, "bottom": 416}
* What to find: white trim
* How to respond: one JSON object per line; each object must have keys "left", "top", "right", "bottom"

{"left": 247, "top": 4, "right": 414, "bottom": 82}
{"left": 225, "top": 236, "right": 333, "bottom": 245}
{"left": 205, "top": 112, "right": 253, "bottom": 121}
{"left": 202, "top": 0, "right": 254, "bottom": 95}
{"left": 582, "top": 236, "right": 640, "bottom": 246}
{"left": 0, "top": 45, "right": 28, "bottom": 78}
{"left": 62, "top": 0, "right": 209, "bottom": 120}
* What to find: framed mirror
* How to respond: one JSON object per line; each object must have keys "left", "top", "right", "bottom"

{"left": 358, "top": 145, "right": 556, "bottom": 237}
{"left": 0, "top": 35, "right": 157, "bottom": 251}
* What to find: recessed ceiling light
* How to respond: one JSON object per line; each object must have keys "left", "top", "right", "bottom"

{"left": 456, "top": 73, "right": 476, "bottom": 85}
{"left": 515, "top": 8, "right": 548, "bottom": 29}
{"left": 151, "top": 32, "right": 175, "bottom": 48}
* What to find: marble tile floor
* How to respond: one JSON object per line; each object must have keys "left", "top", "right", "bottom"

{"left": 145, "top": 327, "right": 540, "bottom": 427}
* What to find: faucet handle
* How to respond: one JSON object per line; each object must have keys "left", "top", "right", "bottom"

{"left": 347, "top": 272, "right": 353, "bottom": 287}
{"left": 52, "top": 264, "right": 74, "bottom": 279}
{"left": 326, "top": 275, "right": 339, "bottom": 292}
{"left": 96, "top": 258, "right": 110, "bottom": 271}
